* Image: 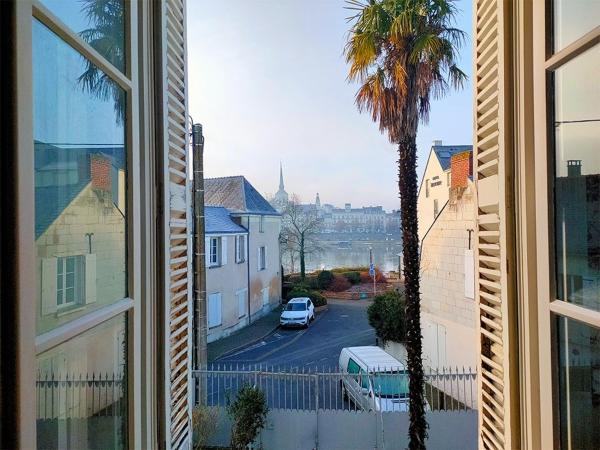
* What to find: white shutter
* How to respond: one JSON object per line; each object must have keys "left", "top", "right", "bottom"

{"left": 41, "top": 258, "right": 57, "bottom": 315}
{"left": 238, "top": 289, "right": 247, "bottom": 317}
{"left": 84, "top": 254, "right": 97, "bottom": 304}
{"left": 257, "top": 248, "right": 261, "bottom": 271}
{"left": 221, "top": 236, "right": 228, "bottom": 265}
{"left": 162, "top": 0, "right": 192, "bottom": 447}
{"left": 264, "top": 246, "right": 268, "bottom": 270}
{"left": 208, "top": 293, "right": 222, "bottom": 328}
{"left": 205, "top": 237, "right": 211, "bottom": 266}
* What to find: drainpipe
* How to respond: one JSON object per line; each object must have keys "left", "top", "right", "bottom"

{"left": 192, "top": 123, "right": 207, "bottom": 403}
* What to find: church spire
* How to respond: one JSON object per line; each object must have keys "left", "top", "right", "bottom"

{"left": 279, "top": 162, "right": 285, "bottom": 191}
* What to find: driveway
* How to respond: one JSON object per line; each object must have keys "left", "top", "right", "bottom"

{"left": 213, "top": 299, "right": 376, "bottom": 370}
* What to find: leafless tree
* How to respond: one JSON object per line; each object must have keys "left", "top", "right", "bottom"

{"left": 280, "top": 196, "right": 323, "bottom": 279}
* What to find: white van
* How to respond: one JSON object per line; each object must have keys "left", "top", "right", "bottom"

{"left": 339, "top": 346, "right": 410, "bottom": 412}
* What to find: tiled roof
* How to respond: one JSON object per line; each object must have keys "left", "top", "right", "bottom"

{"left": 433, "top": 145, "right": 472, "bottom": 171}
{"left": 205, "top": 206, "right": 248, "bottom": 234}
{"left": 205, "top": 176, "right": 280, "bottom": 215}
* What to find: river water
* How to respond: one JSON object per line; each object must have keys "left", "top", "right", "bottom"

{"left": 303, "top": 239, "right": 402, "bottom": 273}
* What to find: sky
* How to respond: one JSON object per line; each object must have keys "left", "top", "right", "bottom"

{"left": 187, "top": 1, "right": 473, "bottom": 211}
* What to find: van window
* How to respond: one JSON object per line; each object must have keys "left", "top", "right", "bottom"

{"left": 347, "top": 358, "right": 361, "bottom": 374}
{"left": 360, "top": 369, "right": 369, "bottom": 389}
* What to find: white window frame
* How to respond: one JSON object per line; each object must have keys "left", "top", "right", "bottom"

{"left": 209, "top": 237, "right": 220, "bottom": 267}
{"left": 235, "top": 235, "right": 246, "bottom": 263}
{"left": 259, "top": 215, "right": 265, "bottom": 233}
{"left": 56, "top": 255, "right": 85, "bottom": 308}
{"left": 258, "top": 246, "right": 266, "bottom": 271}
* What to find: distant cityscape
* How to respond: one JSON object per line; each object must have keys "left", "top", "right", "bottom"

{"left": 269, "top": 164, "right": 401, "bottom": 240}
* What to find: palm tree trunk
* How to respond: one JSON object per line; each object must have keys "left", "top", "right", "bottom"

{"left": 398, "top": 134, "right": 427, "bottom": 449}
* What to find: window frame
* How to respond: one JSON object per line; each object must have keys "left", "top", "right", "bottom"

{"left": 209, "top": 237, "right": 220, "bottom": 267}
{"left": 8, "top": 1, "right": 148, "bottom": 447}
{"left": 56, "top": 255, "right": 85, "bottom": 309}
{"left": 235, "top": 234, "right": 246, "bottom": 264}
{"left": 258, "top": 246, "right": 266, "bottom": 271}
{"left": 533, "top": 2, "right": 600, "bottom": 447}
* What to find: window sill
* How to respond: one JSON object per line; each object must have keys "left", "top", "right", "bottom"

{"left": 56, "top": 304, "right": 87, "bottom": 317}
{"left": 236, "top": 260, "right": 246, "bottom": 264}
{"left": 208, "top": 264, "right": 222, "bottom": 269}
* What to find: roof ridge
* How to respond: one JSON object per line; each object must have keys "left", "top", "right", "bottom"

{"left": 204, "top": 175, "right": 245, "bottom": 181}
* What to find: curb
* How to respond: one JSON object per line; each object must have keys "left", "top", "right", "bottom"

{"left": 209, "top": 320, "right": 281, "bottom": 361}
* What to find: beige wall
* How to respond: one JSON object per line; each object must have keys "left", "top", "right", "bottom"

{"left": 206, "top": 233, "right": 249, "bottom": 343}
{"left": 419, "top": 182, "right": 477, "bottom": 370}
{"left": 241, "top": 215, "right": 282, "bottom": 319}
{"left": 36, "top": 184, "right": 126, "bottom": 335}
{"left": 417, "top": 152, "right": 451, "bottom": 241}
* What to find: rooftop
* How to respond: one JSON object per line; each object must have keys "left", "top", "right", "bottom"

{"left": 205, "top": 206, "right": 248, "bottom": 235}
{"left": 205, "top": 176, "right": 280, "bottom": 216}
{"left": 433, "top": 145, "right": 472, "bottom": 171}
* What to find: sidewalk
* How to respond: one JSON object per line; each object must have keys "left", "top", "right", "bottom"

{"left": 207, "top": 307, "right": 283, "bottom": 361}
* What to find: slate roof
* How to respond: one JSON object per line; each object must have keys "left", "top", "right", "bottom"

{"left": 34, "top": 141, "right": 125, "bottom": 239}
{"left": 205, "top": 206, "right": 248, "bottom": 234}
{"left": 205, "top": 176, "right": 280, "bottom": 216}
{"left": 433, "top": 145, "right": 472, "bottom": 171}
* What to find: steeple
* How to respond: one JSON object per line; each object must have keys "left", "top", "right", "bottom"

{"left": 315, "top": 192, "right": 321, "bottom": 208}
{"left": 279, "top": 162, "right": 285, "bottom": 191}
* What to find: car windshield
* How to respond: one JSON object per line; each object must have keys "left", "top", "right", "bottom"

{"left": 371, "top": 373, "right": 409, "bottom": 398}
{"left": 286, "top": 303, "right": 306, "bottom": 311}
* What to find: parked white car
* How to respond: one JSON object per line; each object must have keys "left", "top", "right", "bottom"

{"left": 280, "top": 297, "right": 315, "bottom": 328}
{"left": 339, "top": 346, "right": 421, "bottom": 412}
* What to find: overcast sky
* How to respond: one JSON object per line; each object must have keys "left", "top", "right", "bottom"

{"left": 187, "top": 1, "right": 473, "bottom": 211}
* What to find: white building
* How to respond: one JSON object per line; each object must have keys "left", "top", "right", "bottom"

{"left": 417, "top": 145, "right": 477, "bottom": 375}
{"left": 205, "top": 176, "right": 282, "bottom": 328}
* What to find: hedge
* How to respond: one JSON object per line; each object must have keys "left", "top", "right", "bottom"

{"left": 286, "top": 288, "right": 327, "bottom": 307}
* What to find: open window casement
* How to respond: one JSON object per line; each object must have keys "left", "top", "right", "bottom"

{"left": 84, "top": 253, "right": 97, "bottom": 304}
{"left": 41, "top": 257, "right": 58, "bottom": 315}
{"left": 221, "top": 236, "right": 227, "bottom": 265}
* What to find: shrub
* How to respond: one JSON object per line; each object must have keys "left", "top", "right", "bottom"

{"left": 331, "top": 266, "right": 369, "bottom": 274}
{"left": 285, "top": 288, "right": 327, "bottom": 307}
{"left": 359, "top": 271, "right": 372, "bottom": 283}
{"left": 317, "top": 270, "right": 334, "bottom": 289}
{"left": 227, "top": 385, "right": 269, "bottom": 450}
{"left": 192, "top": 405, "right": 218, "bottom": 449}
{"left": 367, "top": 291, "right": 406, "bottom": 344}
{"left": 342, "top": 271, "right": 361, "bottom": 284}
{"left": 359, "top": 268, "right": 387, "bottom": 283}
{"left": 328, "top": 274, "right": 352, "bottom": 292}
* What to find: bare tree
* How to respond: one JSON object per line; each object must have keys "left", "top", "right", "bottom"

{"left": 280, "top": 196, "right": 323, "bottom": 280}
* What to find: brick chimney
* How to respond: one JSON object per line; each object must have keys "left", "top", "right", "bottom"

{"left": 90, "top": 154, "right": 112, "bottom": 192}
{"left": 450, "top": 151, "right": 473, "bottom": 189}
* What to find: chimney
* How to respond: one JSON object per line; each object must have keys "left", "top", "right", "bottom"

{"left": 450, "top": 151, "right": 472, "bottom": 189}
{"left": 90, "top": 154, "right": 112, "bottom": 192}
{"left": 567, "top": 160, "right": 582, "bottom": 177}
{"left": 433, "top": 139, "right": 443, "bottom": 146}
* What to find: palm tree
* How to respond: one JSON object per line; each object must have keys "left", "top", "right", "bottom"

{"left": 345, "top": 1, "right": 466, "bottom": 448}
{"left": 78, "top": 0, "right": 125, "bottom": 124}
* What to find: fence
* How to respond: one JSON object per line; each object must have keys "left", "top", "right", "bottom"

{"left": 36, "top": 372, "right": 125, "bottom": 420}
{"left": 193, "top": 364, "right": 477, "bottom": 412}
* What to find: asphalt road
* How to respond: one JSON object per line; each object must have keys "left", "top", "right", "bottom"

{"left": 203, "top": 300, "right": 376, "bottom": 410}
{"left": 213, "top": 299, "right": 376, "bottom": 370}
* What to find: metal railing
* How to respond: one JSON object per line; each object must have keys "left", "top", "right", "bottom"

{"left": 193, "top": 364, "right": 476, "bottom": 412}
{"left": 36, "top": 372, "right": 125, "bottom": 420}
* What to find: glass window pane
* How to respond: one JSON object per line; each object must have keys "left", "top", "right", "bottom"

{"left": 556, "top": 316, "right": 600, "bottom": 448}
{"left": 39, "top": 0, "right": 125, "bottom": 72}
{"left": 553, "top": 0, "right": 600, "bottom": 52}
{"left": 36, "top": 314, "right": 127, "bottom": 450}
{"left": 34, "top": 19, "right": 127, "bottom": 334}
{"left": 553, "top": 45, "right": 600, "bottom": 312}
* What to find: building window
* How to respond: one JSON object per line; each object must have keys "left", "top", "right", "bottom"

{"left": 259, "top": 215, "right": 265, "bottom": 233}
{"left": 426, "top": 179, "right": 430, "bottom": 197}
{"left": 258, "top": 246, "right": 266, "bottom": 271}
{"left": 237, "top": 289, "right": 247, "bottom": 318}
{"left": 433, "top": 199, "right": 439, "bottom": 218}
{"left": 208, "top": 293, "right": 222, "bottom": 328}
{"left": 235, "top": 235, "right": 246, "bottom": 263}
{"left": 56, "top": 255, "right": 85, "bottom": 308}
{"left": 209, "top": 237, "right": 221, "bottom": 266}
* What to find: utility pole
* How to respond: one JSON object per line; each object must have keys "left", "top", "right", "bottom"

{"left": 192, "top": 123, "right": 207, "bottom": 404}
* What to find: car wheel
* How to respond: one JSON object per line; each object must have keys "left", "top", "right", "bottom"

{"left": 305, "top": 316, "right": 310, "bottom": 328}
{"left": 311, "top": 312, "right": 315, "bottom": 321}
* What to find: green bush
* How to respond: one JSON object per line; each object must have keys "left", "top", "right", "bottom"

{"left": 227, "top": 385, "right": 269, "bottom": 450}
{"left": 342, "top": 271, "right": 361, "bottom": 284}
{"left": 317, "top": 270, "right": 334, "bottom": 289}
{"left": 367, "top": 291, "right": 406, "bottom": 344}
{"left": 286, "top": 288, "right": 327, "bottom": 307}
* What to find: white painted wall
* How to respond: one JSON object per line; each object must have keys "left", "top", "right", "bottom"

{"left": 419, "top": 182, "right": 477, "bottom": 372}
{"left": 205, "top": 232, "right": 249, "bottom": 343}
{"left": 417, "top": 151, "right": 451, "bottom": 242}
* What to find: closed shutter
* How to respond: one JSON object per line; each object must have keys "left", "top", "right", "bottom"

{"left": 208, "top": 293, "right": 222, "bottom": 328}
{"left": 474, "top": 0, "right": 519, "bottom": 448}
{"left": 84, "top": 254, "right": 97, "bottom": 304}
{"left": 41, "top": 258, "right": 58, "bottom": 315}
{"left": 238, "top": 289, "right": 247, "bottom": 318}
{"left": 263, "top": 246, "right": 267, "bottom": 270}
{"left": 161, "top": 0, "right": 192, "bottom": 447}
{"left": 221, "top": 236, "right": 227, "bottom": 265}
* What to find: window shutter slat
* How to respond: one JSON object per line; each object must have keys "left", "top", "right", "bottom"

{"left": 41, "top": 258, "right": 58, "bottom": 316}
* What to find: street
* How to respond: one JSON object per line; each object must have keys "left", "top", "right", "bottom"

{"left": 214, "top": 299, "right": 376, "bottom": 370}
